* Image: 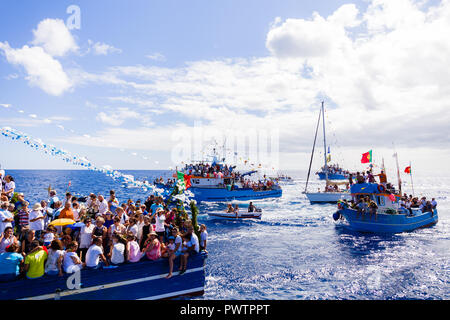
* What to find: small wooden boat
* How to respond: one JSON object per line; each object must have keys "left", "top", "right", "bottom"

{"left": 207, "top": 209, "right": 262, "bottom": 220}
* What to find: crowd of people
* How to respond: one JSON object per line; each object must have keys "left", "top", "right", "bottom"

{"left": 317, "top": 164, "right": 351, "bottom": 176}
{"left": 338, "top": 193, "right": 437, "bottom": 218}
{"left": 182, "top": 162, "right": 238, "bottom": 178}
{"left": 0, "top": 170, "right": 208, "bottom": 282}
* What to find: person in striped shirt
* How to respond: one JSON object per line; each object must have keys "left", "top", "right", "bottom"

{"left": 17, "top": 201, "right": 30, "bottom": 234}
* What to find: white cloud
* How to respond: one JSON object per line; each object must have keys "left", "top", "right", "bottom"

{"left": 87, "top": 40, "right": 122, "bottom": 55}
{"left": 52, "top": 0, "right": 449, "bottom": 172}
{"left": 96, "top": 107, "right": 141, "bottom": 126}
{"left": 0, "top": 42, "right": 72, "bottom": 96}
{"left": 31, "top": 18, "right": 78, "bottom": 57}
{"left": 145, "top": 52, "right": 166, "bottom": 61}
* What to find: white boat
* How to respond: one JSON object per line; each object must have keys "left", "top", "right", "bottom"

{"left": 207, "top": 210, "right": 262, "bottom": 220}
{"left": 304, "top": 101, "right": 351, "bottom": 204}
{"left": 304, "top": 191, "right": 351, "bottom": 203}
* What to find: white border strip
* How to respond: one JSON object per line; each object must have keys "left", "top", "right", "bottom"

{"left": 19, "top": 267, "right": 204, "bottom": 300}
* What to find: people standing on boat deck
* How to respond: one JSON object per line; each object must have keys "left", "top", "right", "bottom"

{"left": 29, "top": 203, "right": 45, "bottom": 238}
{"left": 24, "top": 240, "right": 47, "bottom": 279}
{"left": 0, "top": 202, "right": 13, "bottom": 235}
{"left": 367, "top": 171, "right": 376, "bottom": 183}
{"left": 79, "top": 218, "right": 94, "bottom": 262}
{"left": 62, "top": 192, "right": 72, "bottom": 207}
{"left": 376, "top": 170, "right": 387, "bottom": 186}
{"left": 108, "top": 190, "right": 119, "bottom": 211}
{"left": 431, "top": 198, "right": 437, "bottom": 209}
{"left": 59, "top": 202, "right": 74, "bottom": 221}
{"left": 48, "top": 190, "right": 59, "bottom": 209}
{"left": 200, "top": 224, "right": 208, "bottom": 253}
{"left": 21, "top": 229, "right": 36, "bottom": 255}
{"left": 52, "top": 201, "right": 63, "bottom": 220}
{"left": 40, "top": 200, "right": 53, "bottom": 225}
{"left": 63, "top": 241, "right": 83, "bottom": 274}
{"left": 0, "top": 227, "right": 18, "bottom": 253}
{"left": 0, "top": 243, "right": 23, "bottom": 281}
{"left": 115, "top": 207, "right": 129, "bottom": 225}
{"left": 45, "top": 240, "right": 64, "bottom": 276}
{"left": 179, "top": 226, "right": 199, "bottom": 275}
{"left": 97, "top": 195, "right": 108, "bottom": 217}
{"left": 2, "top": 175, "right": 15, "bottom": 199}
{"left": 85, "top": 237, "right": 109, "bottom": 269}
{"left": 356, "top": 172, "right": 365, "bottom": 184}
{"left": 17, "top": 201, "right": 30, "bottom": 234}
{"left": 152, "top": 208, "right": 166, "bottom": 242}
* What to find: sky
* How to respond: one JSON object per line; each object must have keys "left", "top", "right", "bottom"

{"left": 0, "top": 0, "right": 449, "bottom": 176}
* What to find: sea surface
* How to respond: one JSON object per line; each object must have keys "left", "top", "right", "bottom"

{"left": 6, "top": 169, "right": 450, "bottom": 300}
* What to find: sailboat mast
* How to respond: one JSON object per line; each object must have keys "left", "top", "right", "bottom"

{"left": 321, "top": 101, "right": 328, "bottom": 182}
{"left": 304, "top": 105, "right": 322, "bottom": 193}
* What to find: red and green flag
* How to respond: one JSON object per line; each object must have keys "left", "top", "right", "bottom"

{"left": 177, "top": 171, "right": 192, "bottom": 190}
{"left": 404, "top": 166, "right": 411, "bottom": 174}
{"left": 361, "top": 150, "right": 372, "bottom": 163}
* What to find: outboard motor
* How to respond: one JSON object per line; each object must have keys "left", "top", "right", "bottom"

{"left": 333, "top": 211, "right": 342, "bottom": 221}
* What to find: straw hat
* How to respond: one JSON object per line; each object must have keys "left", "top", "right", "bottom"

{"left": 148, "top": 231, "right": 157, "bottom": 237}
{"left": 32, "top": 203, "right": 43, "bottom": 211}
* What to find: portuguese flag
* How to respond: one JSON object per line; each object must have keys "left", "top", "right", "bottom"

{"left": 404, "top": 166, "right": 411, "bottom": 174}
{"left": 177, "top": 171, "right": 192, "bottom": 190}
{"left": 361, "top": 150, "right": 372, "bottom": 163}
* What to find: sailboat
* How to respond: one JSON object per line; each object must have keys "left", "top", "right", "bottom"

{"left": 303, "top": 102, "right": 352, "bottom": 204}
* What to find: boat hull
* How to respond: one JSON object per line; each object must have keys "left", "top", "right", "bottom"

{"left": 305, "top": 192, "right": 351, "bottom": 204}
{"left": 0, "top": 252, "right": 207, "bottom": 300}
{"left": 157, "top": 184, "right": 282, "bottom": 203}
{"left": 317, "top": 172, "right": 348, "bottom": 180}
{"left": 207, "top": 212, "right": 262, "bottom": 220}
{"left": 338, "top": 208, "right": 438, "bottom": 233}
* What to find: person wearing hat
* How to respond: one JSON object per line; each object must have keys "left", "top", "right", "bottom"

{"left": 142, "top": 231, "right": 161, "bottom": 261}
{"left": 29, "top": 203, "right": 45, "bottom": 239}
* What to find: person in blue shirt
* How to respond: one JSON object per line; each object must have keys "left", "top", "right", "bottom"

{"left": 0, "top": 243, "right": 23, "bottom": 282}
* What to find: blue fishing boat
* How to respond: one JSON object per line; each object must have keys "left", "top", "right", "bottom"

{"left": 316, "top": 172, "right": 348, "bottom": 180}
{"left": 158, "top": 179, "right": 282, "bottom": 203}
{"left": 334, "top": 183, "right": 438, "bottom": 233}
{"left": 0, "top": 252, "right": 207, "bottom": 300}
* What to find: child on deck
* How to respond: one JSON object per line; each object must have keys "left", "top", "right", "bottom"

{"left": 200, "top": 224, "right": 208, "bottom": 253}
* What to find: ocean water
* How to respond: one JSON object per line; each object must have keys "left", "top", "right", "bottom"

{"left": 6, "top": 169, "right": 450, "bottom": 300}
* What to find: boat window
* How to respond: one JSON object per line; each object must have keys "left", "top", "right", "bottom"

{"left": 378, "top": 196, "right": 385, "bottom": 206}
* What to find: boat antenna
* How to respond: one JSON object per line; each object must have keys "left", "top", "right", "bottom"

{"left": 409, "top": 161, "right": 415, "bottom": 197}
{"left": 392, "top": 142, "right": 402, "bottom": 195}
{"left": 321, "top": 101, "right": 329, "bottom": 184}
{"left": 304, "top": 102, "right": 322, "bottom": 193}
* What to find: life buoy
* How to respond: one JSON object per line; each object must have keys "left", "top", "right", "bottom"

{"left": 377, "top": 184, "right": 386, "bottom": 193}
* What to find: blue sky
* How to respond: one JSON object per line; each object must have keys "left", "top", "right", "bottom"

{"left": 0, "top": 0, "right": 449, "bottom": 175}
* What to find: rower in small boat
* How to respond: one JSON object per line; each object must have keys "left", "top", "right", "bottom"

{"left": 226, "top": 204, "right": 234, "bottom": 213}
{"left": 248, "top": 202, "right": 255, "bottom": 212}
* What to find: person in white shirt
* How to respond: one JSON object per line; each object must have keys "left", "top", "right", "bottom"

{"left": 72, "top": 202, "right": 80, "bottom": 221}
{"left": 29, "top": 203, "right": 45, "bottom": 238}
{"left": 3, "top": 175, "right": 15, "bottom": 199}
{"left": 63, "top": 241, "right": 83, "bottom": 274}
{"left": 200, "top": 224, "right": 208, "bottom": 253}
{"left": 97, "top": 195, "right": 108, "bottom": 217}
{"left": 108, "top": 234, "right": 125, "bottom": 265}
{"left": 62, "top": 192, "right": 72, "bottom": 207}
{"left": 85, "top": 237, "right": 109, "bottom": 269}
{"left": 152, "top": 208, "right": 166, "bottom": 242}
{"left": 48, "top": 190, "right": 59, "bottom": 209}
{"left": 179, "top": 226, "right": 199, "bottom": 275}
{"left": 0, "top": 202, "right": 13, "bottom": 235}
{"left": 79, "top": 218, "right": 94, "bottom": 262}
{"left": 127, "top": 218, "right": 139, "bottom": 238}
